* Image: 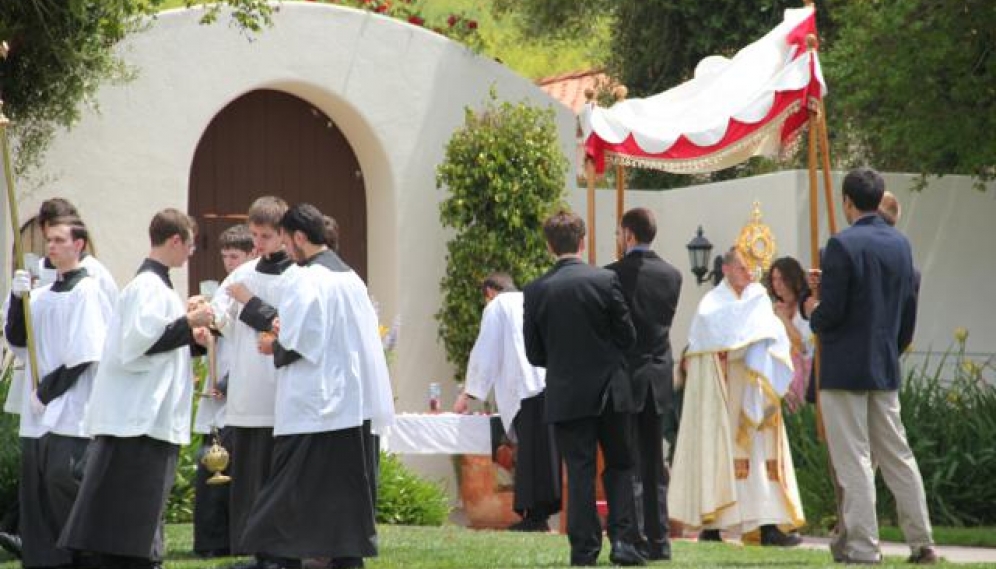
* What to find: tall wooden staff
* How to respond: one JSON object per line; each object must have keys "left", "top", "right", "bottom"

{"left": 0, "top": 41, "right": 41, "bottom": 390}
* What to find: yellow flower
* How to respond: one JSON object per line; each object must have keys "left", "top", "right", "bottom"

{"left": 954, "top": 327, "right": 969, "bottom": 343}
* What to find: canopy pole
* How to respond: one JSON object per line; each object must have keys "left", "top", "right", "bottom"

{"left": 0, "top": 41, "right": 41, "bottom": 390}
{"left": 804, "top": 33, "right": 826, "bottom": 444}
{"left": 613, "top": 86, "right": 628, "bottom": 260}
{"left": 818, "top": 99, "right": 838, "bottom": 234}
{"left": 585, "top": 158, "right": 597, "bottom": 265}
{"left": 584, "top": 89, "right": 597, "bottom": 265}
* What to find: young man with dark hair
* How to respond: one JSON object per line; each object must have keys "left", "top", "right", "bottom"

{"left": 244, "top": 203, "right": 393, "bottom": 569}
{"left": 208, "top": 198, "right": 298, "bottom": 569}
{"left": 454, "top": 272, "right": 560, "bottom": 532}
{"left": 60, "top": 208, "right": 213, "bottom": 569}
{"left": 806, "top": 167, "right": 934, "bottom": 564}
{"left": 523, "top": 210, "right": 643, "bottom": 567}
{"left": 606, "top": 207, "right": 682, "bottom": 561}
{"left": 191, "top": 223, "right": 256, "bottom": 559}
{"left": 4, "top": 216, "right": 112, "bottom": 569}
{"left": 1, "top": 198, "right": 119, "bottom": 561}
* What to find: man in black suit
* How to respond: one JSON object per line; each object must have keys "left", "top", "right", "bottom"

{"left": 806, "top": 168, "right": 936, "bottom": 565}
{"left": 523, "top": 210, "right": 643, "bottom": 567}
{"left": 605, "top": 207, "right": 681, "bottom": 561}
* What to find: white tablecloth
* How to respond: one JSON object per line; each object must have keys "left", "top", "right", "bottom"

{"left": 381, "top": 412, "right": 493, "bottom": 455}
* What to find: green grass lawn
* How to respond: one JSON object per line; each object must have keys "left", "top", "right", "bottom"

{"left": 880, "top": 526, "right": 996, "bottom": 549}
{"left": 2, "top": 524, "right": 994, "bottom": 569}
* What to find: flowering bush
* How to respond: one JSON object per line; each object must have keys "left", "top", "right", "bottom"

{"left": 314, "top": 0, "right": 483, "bottom": 50}
{"left": 787, "top": 328, "right": 996, "bottom": 530}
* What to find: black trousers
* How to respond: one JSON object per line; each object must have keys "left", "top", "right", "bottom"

{"left": 631, "top": 403, "right": 670, "bottom": 549}
{"left": 554, "top": 407, "right": 638, "bottom": 562}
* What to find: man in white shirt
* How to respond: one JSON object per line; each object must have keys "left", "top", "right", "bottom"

{"left": 4, "top": 216, "right": 111, "bottom": 568}
{"left": 59, "top": 208, "right": 213, "bottom": 569}
{"left": 244, "top": 204, "right": 388, "bottom": 569}
{"left": 454, "top": 273, "right": 559, "bottom": 532}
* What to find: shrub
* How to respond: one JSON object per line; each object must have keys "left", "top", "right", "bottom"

{"left": 787, "top": 336, "right": 996, "bottom": 529}
{"left": 435, "top": 88, "right": 568, "bottom": 380}
{"left": 376, "top": 452, "right": 451, "bottom": 526}
{"left": 0, "top": 356, "right": 19, "bottom": 516}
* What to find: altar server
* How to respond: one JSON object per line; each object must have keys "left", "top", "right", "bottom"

{"left": 191, "top": 223, "right": 255, "bottom": 558}
{"left": 453, "top": 272, "right": 559, "bottom": 532}
{"left": 243, "top": 204, "right": 385, "bottom": 569}
{"left": 4, "top": 217, "right": 111, "bottom": 568}
{"left": 211, "top": 197, "right": 297, "bottom": 569}
{"left": 60, "top": 208, "right": 213, "bottom": 569}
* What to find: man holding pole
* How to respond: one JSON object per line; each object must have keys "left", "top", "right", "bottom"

{"left": 4, "top": 216, "right": 111, "bottom": 569}
{"left": 805, "top": 168, "right": 935, "bottom": 564}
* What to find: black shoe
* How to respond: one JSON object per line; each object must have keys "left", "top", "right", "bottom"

{"left": 646, "top": 539, "right": 672, "bottom": 561}
{"left": 0, "top": 532, "right": 21, "bottom": 559}
{"left": 907, "top": 546, "right": 939, "bottom": 565}
{"left": 760, "top": 525, "right": 803, "bottom": 547}
{"left": 698, "top": 529, "right": 723, "bottom": 542}
{"left": 570, "top": 554, "right": 598, "bottom": 567}
{"left": 508, "top": 517, "right": 551, "bottom": 532}
{"left": 330, "top": 558, "right": 364, "bottom": 569}
{"left": 609, "top": 541, "right": 647, "bottom": 566}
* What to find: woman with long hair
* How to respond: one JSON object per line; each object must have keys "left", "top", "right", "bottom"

{"left": 763, "top": 256, "right": 812, "bottom": 411}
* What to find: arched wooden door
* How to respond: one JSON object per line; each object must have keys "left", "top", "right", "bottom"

{"left": 188, "top": 89, "right": 367, "bottom": 295}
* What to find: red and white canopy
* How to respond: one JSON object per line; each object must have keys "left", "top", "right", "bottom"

{"left": 582, "top": 6, "right": 825, "bottom": 175}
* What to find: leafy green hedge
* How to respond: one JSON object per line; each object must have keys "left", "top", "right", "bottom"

{"left": 0, "top": 360, "right": 19, "bottom": 516}
{"left": 166, "top": 447, "right": 449, "bottom": 526}
{"left": 435, "top": 88, "right": 568, "bottom": 381}
{"left": 787, "top": 340, "right": 996, "bottom": 530}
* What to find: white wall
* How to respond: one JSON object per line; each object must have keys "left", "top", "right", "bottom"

{"left": 2, "top": 3, "right": 576, "bottom": 492}
{"left": 567, "top": 171, "right": 996, "bottom": 370}
{"left": 5, "top": 3, "right": 576, "bottom": 407}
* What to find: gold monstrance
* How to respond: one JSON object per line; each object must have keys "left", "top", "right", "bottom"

{"left": 735, "top": 201, "right": 776, "bottom": 282}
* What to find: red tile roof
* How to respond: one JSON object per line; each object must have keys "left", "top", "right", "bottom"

{"left": 536, "top": 70, "right": 612, "bottom": 115}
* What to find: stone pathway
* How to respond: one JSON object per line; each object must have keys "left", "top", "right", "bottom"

{"left": 799, "top": 536, "right": 996, "bottom": 565}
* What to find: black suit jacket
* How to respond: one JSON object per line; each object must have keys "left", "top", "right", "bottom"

{"left": 810, "top": 214, "right": 917, "bottom": 391}
{"left": 605, "top": 249, "right": 682, "bottom": 415}
{"left": 523, "top": 257, "right": 637, "bottom": 423}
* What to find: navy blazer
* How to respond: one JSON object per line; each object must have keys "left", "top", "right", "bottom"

{"left": 605, "top": 249, "right": 683, "bottom": 415}
{"left": 810, "top": 214, "right": 918, "bottom": 391}
{"left": 523, "top": 257, "right": 636, "bottom": 423}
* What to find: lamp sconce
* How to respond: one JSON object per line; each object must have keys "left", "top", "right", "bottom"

{"left": 686, "top": 225, "right": 723, "bottom": 287}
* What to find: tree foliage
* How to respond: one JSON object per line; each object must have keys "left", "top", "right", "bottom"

{"left": 824, "top": 0, "right": 996, "bottom": 188}
{"left": 494, "top": 0, "right": 995, "bottom": 189}
{"left": 0, "top": 0, "right": 273, "bottom": 175}
{"left": 435, "top": 90, "right": 567, "bottom": 381}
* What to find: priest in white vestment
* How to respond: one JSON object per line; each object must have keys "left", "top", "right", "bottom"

{"left": 454, "top": 273, "right": 559, "bottom": 532}
{"left": 668, "top": 248, "right": 804, "bottom": 545}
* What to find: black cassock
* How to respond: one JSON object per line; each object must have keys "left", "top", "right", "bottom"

{"left": 240, "top": 427, "right": 377, "bottom": 560}
{"left": 59, "top": 435, "right": 177, "bottom": 562}
{"left": 511, "top": 392, "right": 562, "bottom": 518}
{"left": 20, "top": 434, "right": 88, "bottom": 567}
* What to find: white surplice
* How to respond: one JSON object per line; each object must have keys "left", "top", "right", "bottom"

{"left": 4, "top": 255, "right": 118, "bottom": 417}
{"left": 668, "top": 280, "right": 804, "bottom": 533}
{"left": 6, "top": 276, "right": 110, "bottom": 439}
{"left": 84, "top": 271, "right": 194, "bottom": 445}
{"left": 463, "top": 291, "right": 546, "bottom": 437}
{"left": 208, "top": 257, "right": 290, "bottom": 428}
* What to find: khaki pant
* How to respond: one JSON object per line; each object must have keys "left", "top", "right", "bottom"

{"left": 821, "top": 389, "right": 933, "bottom": 562}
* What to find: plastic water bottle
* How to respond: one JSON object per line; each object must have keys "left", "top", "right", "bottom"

{"left": 428, "top": 382, "right": 442, "bottom": 413}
